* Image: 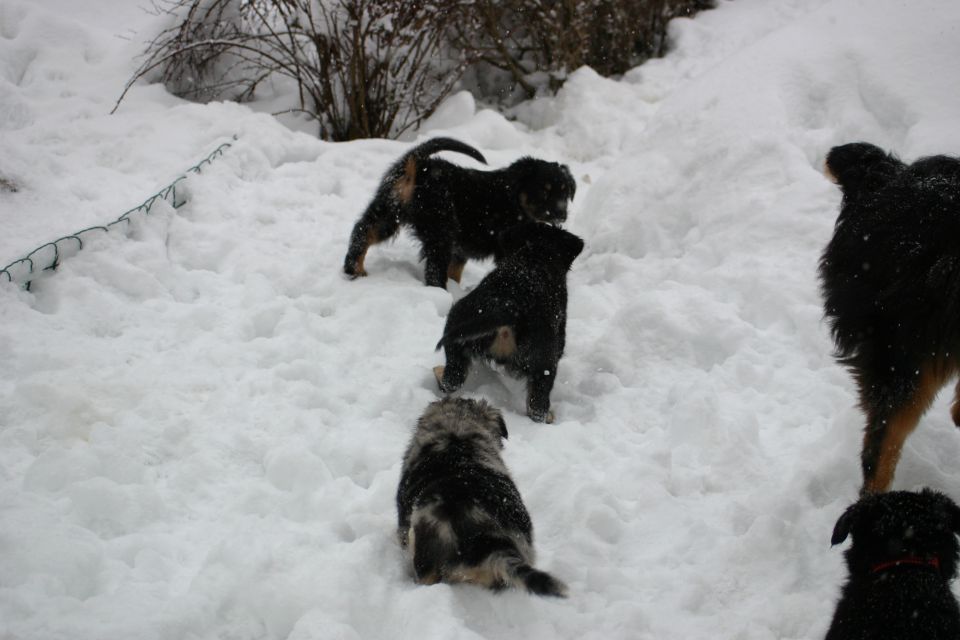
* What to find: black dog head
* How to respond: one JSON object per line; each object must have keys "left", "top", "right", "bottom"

{"left": 832, "top": 489, "right": 960, "bottom": 579}
{"left": 510, "top": 158, "right": 577, "bottom": 225}
{"left": 499, "top": 222, "right": 584, "bottom": 271}
{"left": 825, "top": 142, "right": 903, "bottom": 200}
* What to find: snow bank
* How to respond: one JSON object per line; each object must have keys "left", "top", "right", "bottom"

{"left": 2, "top": 0, "right": 960, "bottom": 639}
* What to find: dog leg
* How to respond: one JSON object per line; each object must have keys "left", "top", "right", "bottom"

{"left": 422, "top": 243, "right": 453, "bottom": 289}
{"left": 447, "top": 258, "right": 466, "bottom": 285}
{"left": 438, "top": 347, "right": 469, "bottom": 393}
{"left": 343, "top": 203, "right": 400, "bottom": 278}
{"left": 861, "top": 367, "right": 943, "bottom": 494}
{"left": 526, "top": 362, "right": 558, "bottom": 424}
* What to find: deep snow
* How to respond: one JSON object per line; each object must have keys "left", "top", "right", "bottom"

{"left": 2, "top": 0, "right": 960, "bottom": 638}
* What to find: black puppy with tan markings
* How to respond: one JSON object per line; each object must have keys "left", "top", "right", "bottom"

{"left": 343, "top": 137, "right": 576, "bottom": 288}
{"left": 819, "top": 142, "right": 960, "bottom": 494}
{"left": 396, "top": 397, "right": 567, "bottom": 597}
{"left": 826, "top": 489, "right": 960, "bottom": 640}
{"left": 434, "top": 222, "right": 584, "bottom": 423}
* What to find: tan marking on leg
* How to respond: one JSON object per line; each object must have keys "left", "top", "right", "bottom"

{"left": 393, "top": 157, "right": 417, "bottom": 204}
{"left": 488, "top": 326, "right": 517, "bottom": 360}
{"left": 415, "top": 572, "right": 441, "bottom": 586}
{"left": 447, "top": 563, "right": 500, "bottom": 589}
{"left": 447, "top": 260, "right": 466, "bottom": 284}
{"left": 353, "top": 227, "right": 382, "bottom": 277}
{"left": 863, "top": 366, "right": 947, "bottom": 494}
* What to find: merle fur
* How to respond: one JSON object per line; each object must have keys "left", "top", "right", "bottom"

{"left": 819, "top": 141, "right": 960, "bottom": 493}
{"left": 396, "top": 397, "right": 567, "bottom": 597}
{"left": 343, "top": 137, "right": 576, "bottom": 288}
{"left": 435, "top": 222, "right": 584, "bottom": 422}
{"left": 826, "top": 489, "right": 960, "bottom": 640}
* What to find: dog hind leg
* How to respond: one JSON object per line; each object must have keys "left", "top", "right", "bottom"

{"left": 861, "top": 366, "right": 944, "bottom": 494}
{"left": 411, "top": 519, "right": 453, "bottom": 586}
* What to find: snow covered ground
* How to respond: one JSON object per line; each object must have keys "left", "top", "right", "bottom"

{"left": 2, "top": 0, "right": 960, "bottom": 638}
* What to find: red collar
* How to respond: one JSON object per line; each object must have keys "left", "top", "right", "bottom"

{"left": 871, "top": 555, "right": 940, "bottom": 574}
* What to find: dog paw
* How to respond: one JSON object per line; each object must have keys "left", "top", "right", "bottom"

{"left": 433, "top": 366, "right": 460, "bottom": 394}
{"left": 528, "top": 408, "right": 555, "bottom": 424}
{"left": 343, "top": 263, "right": 367, "bottom": 279}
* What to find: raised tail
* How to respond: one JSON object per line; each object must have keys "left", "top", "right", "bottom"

{"left": 389, "top": 137, "right": 486, "bottom": 206}
{"left": 405, "top": 137, "right": 487, "bottom": 165}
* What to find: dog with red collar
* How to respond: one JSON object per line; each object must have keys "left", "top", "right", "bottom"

{"left": 826, "top": 489, "right": 960, "bottom": 639}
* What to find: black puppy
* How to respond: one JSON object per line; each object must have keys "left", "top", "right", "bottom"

{"left": 826, "top": 489, "right": 960, "bottom": 639}
{"left": 396, "top": 397, "right": 567, "bottom": 597}
{"left": 819, "top": 142, "right": 960, "bottom": 494}
{"left": 434, "top": 222, "right": 584, "bottom": 423}
{"left": 343, "top": 137, "right": 576, "bottom": 288}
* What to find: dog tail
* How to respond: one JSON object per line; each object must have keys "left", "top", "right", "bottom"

{"left": 488, "top": 552, "right": 567, "bottom": 597}
{"left": 390, "top": 138, "right": 487, "bottom": 206}
{"left": 436, "top": 298, "right": 518, "bottom": 350}
{"left": 405, "top": 137, "right": 487, "bottom": 165}
{"left": 514, "top": 564, "right": 568, "bottom": 598}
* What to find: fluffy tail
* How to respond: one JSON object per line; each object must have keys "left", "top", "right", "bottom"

{"left": 512, "top": 562, "right": 568, "bottom": 597}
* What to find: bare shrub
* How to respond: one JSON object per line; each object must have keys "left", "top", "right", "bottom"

{"left": 117, "top": 0, "right": 713, "bottom": 138}
{"left": 453, "top": 0, "right": 714, "bottom": 104}
{"left": 115, "top": 0, "right": 470, "bottom": 141}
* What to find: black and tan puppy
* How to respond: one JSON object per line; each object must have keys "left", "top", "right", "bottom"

{"left": 826, "top": 489, "right": 960, "bottom": 639}
{"left": 396, "top": 397, "right": 567, "bottom": 597}
{"left": 434, "top": 222, "right": 584, "bottom": 423}
{"left": 343, "top": 137, "right": 576, "bottom": 288}
{"left": 819, "top": 142, "right": 960, "bottom": 494}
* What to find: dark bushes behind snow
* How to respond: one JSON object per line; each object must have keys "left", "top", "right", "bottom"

{"left": 118, "top": 0, "right": 713, "bottom": 140}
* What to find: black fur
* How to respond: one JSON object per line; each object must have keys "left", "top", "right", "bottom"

{"left": 435, "top": 222, "right": 584, "bottom": 423}
{"left": 396, "top": 398, "right": 567, "bottom": 597}
{"left": 826, "top": 489, "right": 960, "bottom": 640}
{"left": 819, "top": 142, "right": 960, "bottom": 494}
{"left": 343, "top": 137, "right": 577, "bottom": 288}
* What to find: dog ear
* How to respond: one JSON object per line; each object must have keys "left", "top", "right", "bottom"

{"left": 497, "top": 414, "right": 508, "bottom": 440}
{"left": 831, "top": 503, "right": 861, "bottom": 546}
{"left": 561, "top": 164, "right": 576, "bottom": 199}
{"left": 942, "top": 495, "right": 960, "bottom": 535}
{"left": 560, "top": 230, "right": 585, "bottom": 262}
{"left": 825, "top": 142, "right": 901, "bottom": 192}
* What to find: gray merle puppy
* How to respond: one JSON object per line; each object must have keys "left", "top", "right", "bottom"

{"left": 396, "top": 397, "right": 567, "bottom": 597}
{"left": 434, "top": 222, "right": 584, "bottom": 423}
{"left": 826, "top": 488, "right": 960, "bottom": 639}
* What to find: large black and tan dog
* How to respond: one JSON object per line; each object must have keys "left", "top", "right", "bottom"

{"left": 434, "top": 222, "right": 584, "bottom": 423}
{"left": 826, "top": 489, "right": 960, "bottom": 639}
{"left": 396, "top": 397, "right": 568, "bottom": 597}
{"left": 343, "top": 137, "right": 576, "bottom": 288}
{"left": 819, "top": 142, "right": 960, "bottom": 494}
